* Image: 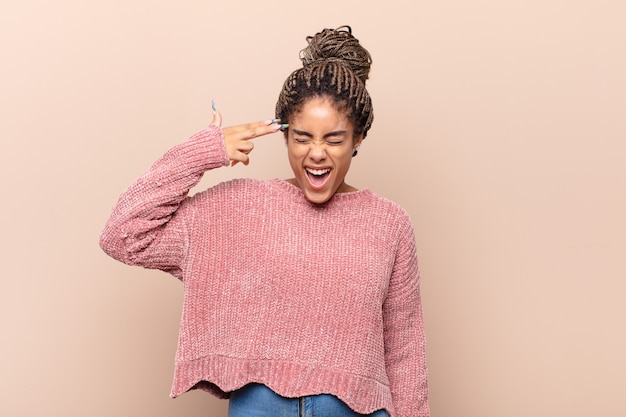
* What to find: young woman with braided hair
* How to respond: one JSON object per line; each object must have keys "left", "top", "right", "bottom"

{"left": 100, "top": 26, "right": 429, "bottom": 417}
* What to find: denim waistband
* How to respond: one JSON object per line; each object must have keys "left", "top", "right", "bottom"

{"left": 228, "top": 383, "right": 388, "bottom": 417}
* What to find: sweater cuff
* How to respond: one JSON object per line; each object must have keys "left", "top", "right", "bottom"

{"left": 186, "top": 125, "right": 231, "bottom": 170}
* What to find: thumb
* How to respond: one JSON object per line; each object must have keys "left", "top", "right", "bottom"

{"left": 210, "top": 110, "right": 222, "bottom": 127}
{"left": 210, "top": 100, "right": 222, "bottom": 127}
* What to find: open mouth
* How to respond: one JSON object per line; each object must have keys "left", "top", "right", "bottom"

{"left": 305, "top": 167, "right": 332, "bottom": 188}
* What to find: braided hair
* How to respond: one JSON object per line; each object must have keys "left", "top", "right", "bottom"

{"left": 275, "top": 26, "right": 374, "bottom": 141}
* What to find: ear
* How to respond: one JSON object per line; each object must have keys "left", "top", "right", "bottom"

{"left": 352, "top": 134, "right": 364, "bottom": 157}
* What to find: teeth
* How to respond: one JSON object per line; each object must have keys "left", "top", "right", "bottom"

{"left": 306, "top": 168, "right": 331, "bottom": 176}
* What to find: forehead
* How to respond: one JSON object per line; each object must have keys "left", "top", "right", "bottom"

{"left": 290, "top": 97, "right": 353, "bottom": 128}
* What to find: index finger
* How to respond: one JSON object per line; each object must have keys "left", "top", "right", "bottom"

{"left": 223, "top": 119, "right": 287, "bottom": 141}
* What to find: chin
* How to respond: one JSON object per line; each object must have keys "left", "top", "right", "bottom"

{"left": 304, "top": 191, "right": 333, "bottom": 205}
{"left": 299, "top": 182, "right": 335, "bottom": 204}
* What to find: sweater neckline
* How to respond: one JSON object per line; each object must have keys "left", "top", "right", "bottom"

{"left": 271, "top": 178, "right": 374, "bottom": 205}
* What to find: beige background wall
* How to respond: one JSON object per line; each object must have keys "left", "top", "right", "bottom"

{"left": 1, "top": 0, "right": 624, "bottom": 416}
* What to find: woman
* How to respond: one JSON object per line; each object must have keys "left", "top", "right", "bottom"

{"left": 100, "top": 26, "right": 429, "bottom": 417}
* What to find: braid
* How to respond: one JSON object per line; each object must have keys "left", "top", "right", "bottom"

{"left": 275, "top": 26, "right": 374, "bottom": 139}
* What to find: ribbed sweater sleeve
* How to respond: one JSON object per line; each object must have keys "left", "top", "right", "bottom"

{"left": 99, "top": 126, "right": 230, "bottom": 278}
{"left": 383, "top": 219, "right": 430, "bottom": 417}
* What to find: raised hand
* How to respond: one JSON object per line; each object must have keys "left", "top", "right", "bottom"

{"left": 210, "top": 104, "right": 286, "bottom": 166}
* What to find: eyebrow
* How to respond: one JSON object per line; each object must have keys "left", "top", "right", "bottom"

{"left": 291, "top": 129, "right": 349, "bottom": 139}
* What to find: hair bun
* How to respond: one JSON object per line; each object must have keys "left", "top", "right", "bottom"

{"left": 299, "top": 25, "right": 372, "bottom": 83}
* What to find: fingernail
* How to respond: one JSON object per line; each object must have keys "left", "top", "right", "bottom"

{"left": 211, "top": 99, "right": 217, "bottom": 114}
{"left": 279, "top": 123, "right": 289, "bottom": 131}
{"left": 267, "top": 118, "right": 281, "bottom": 125}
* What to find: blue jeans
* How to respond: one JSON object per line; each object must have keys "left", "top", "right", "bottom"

{"left": 228, "top": 383, "right": 388, "bottom": 417}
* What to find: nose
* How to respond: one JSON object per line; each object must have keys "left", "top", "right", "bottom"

{"left": 307, "top": 142, "right": 327, "bottom": 162}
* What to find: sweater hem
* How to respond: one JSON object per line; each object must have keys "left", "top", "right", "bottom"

{"left": 169, "top": 355, "right": 395, "bottom": 416}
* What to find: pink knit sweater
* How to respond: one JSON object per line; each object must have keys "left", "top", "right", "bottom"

{"left": 99, "top": 126, "right": 429, "bottom": 417}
